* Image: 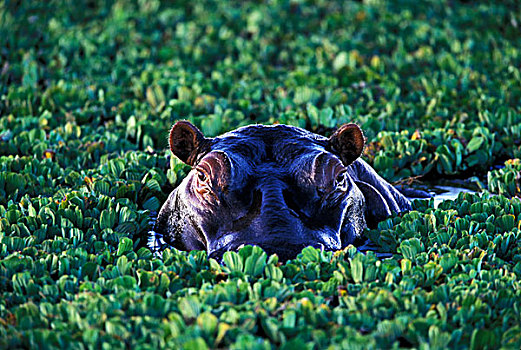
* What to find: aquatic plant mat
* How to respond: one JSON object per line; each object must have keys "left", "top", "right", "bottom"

{"left": 1, "top": 1, "right": 520, "bottom": 348}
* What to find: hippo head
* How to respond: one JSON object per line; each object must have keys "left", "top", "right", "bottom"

{"left": 153, "top": 121, "right": 409, "bottom": 261}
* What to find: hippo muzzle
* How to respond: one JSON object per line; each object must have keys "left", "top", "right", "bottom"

{"left": 152, "top": 121, "right": 411, "bottom": 261}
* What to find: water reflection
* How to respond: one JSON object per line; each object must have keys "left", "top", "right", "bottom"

{"left": 407, "top": 185, "right": 476, "bottom": 208}
{"left": 430, "top": 185, "right": 476, "bottom": 208}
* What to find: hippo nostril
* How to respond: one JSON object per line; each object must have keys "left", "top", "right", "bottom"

{"left": 282, "top": 190, "right": 315, "bottom": 225}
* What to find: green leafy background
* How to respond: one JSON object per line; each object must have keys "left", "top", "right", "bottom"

{"left": 1, "top": 0, "right": 520, "bottom": 348}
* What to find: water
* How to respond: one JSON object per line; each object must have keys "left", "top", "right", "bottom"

{"left": 407, "top": 185, "right": 476, "bottom": 208}
{"left": 356, "top": 238, "right": 393, "bottom": 259}
{"left": 431, "top": 185, "right": 476, "bottom": 207}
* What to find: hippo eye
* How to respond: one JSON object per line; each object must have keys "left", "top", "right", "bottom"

{"left": 195, "top": 168, "right": 211, "bottom": 186}
{"left": 197, "top": 170, "right": 207, "bottom": 182}
{"left": 193, "top": 167, "right": 216, "bottom": 203}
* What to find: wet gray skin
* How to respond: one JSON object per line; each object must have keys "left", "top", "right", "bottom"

{"left": 153, "top": 121, "right": 411, "bottom": 261}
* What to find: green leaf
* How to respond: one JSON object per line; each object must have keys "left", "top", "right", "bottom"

{"left": 146, "top": 84, "right": 165, "bottom": 110}
{"left": 201, "top": 114, "right": 223, "bottom": 137}
{"left": 197, "top": 312, "right": 218, "bottom": 337}
{"left": 100, "top": 209, "right": 116, "bottom": 230}
{"left": 117, "top": 237, "right": 133, "bottom": 256}
{"left": 399, "top": 238, "right": 425, "bottom": 260}
{"left": 306, "top": 103, "right": 320, "bottom": 128}
{"left": 466, "top": 136, "right": 485, "bottom": 153}
{"left": 243, "top": 246, "right": 267, "bottom": 278}
{"left": 350, "top": 254, "right": 364, "bottom": 283}
{"left": 142, "top": 196, "right": 160, "bottom": 211}
{"left": 179, "top": 296, "right": 201, "bottom": 320}
{"left": 223, "top": 251, "right": 243, "bottom": 273}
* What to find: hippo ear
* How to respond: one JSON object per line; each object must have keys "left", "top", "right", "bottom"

{"left": 328, "top": 123, "right": 365, "bottom": 166}
{"left": 169, "top": 121, "right": 207, "bottom": 165}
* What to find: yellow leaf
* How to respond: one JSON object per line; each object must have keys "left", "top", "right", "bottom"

{"left": 411, "top": 129, "right": 422, "bottom": 140}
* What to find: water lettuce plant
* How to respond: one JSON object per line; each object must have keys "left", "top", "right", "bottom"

{"left": 1, "top": 0, "right": 521, "bottom": 348}
{"left": 488, "top": 159, "right": 521, "bottom": 198}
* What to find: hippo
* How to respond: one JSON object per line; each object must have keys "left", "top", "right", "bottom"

{"left": 151, "top": 121, "right": 411, "bottom": 261}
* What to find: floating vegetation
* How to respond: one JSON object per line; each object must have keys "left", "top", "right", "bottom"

{"left": 488, "top": 159, "right": 521, "bottom": 198}
{"left": 1, "top": 0, "right": 521, "bottom": 348}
